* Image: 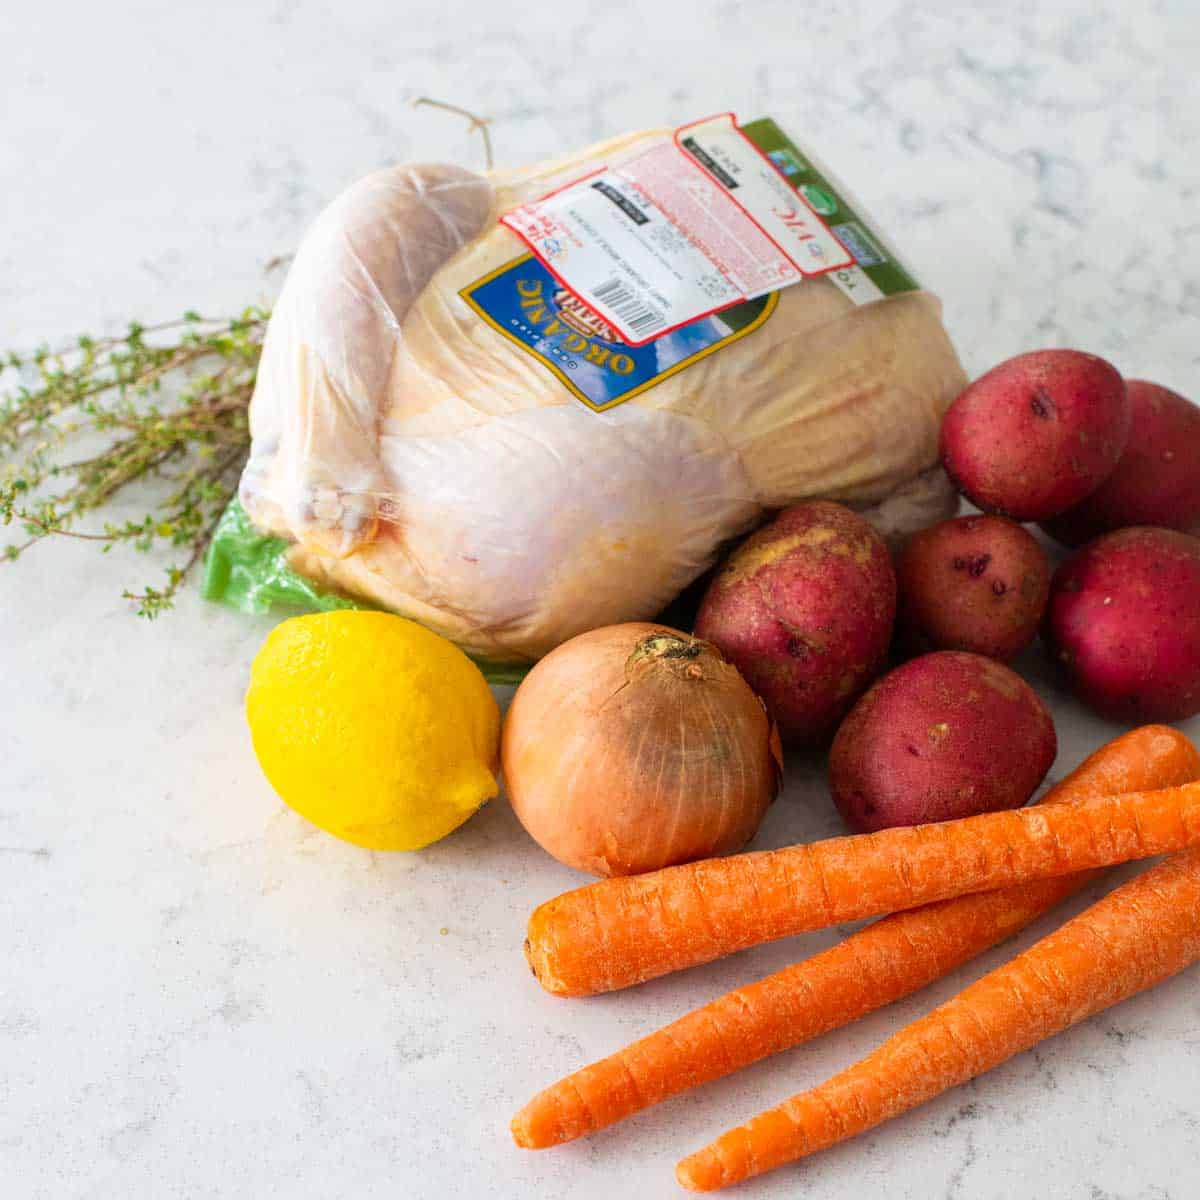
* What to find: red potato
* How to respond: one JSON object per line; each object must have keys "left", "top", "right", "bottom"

{"left": 897, "top": 515, "right": 1050, "bottom": 660}
{"left": 830, "top": 651, "right": 1057, "bottom": 833}
{"left": 940, "top": 350, "right": 1129, "bottom": 520}
{"left": 694, "top": 502, "right": 896, "bottom": 746}
{"left": 1042, "top": 380, "right": 1200, "bottom": 547}
{"left": 1044, "top": 527, "right": 1200, "bottom": 723}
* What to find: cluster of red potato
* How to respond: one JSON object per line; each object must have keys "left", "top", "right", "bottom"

{"left": 691, "top": 349, "right": 1200, "bottom": 834}
{"left": 504, "top": 348, "right": 1200, "bottom": 876}
{"left": 940, "top": 351, "right": 1200, "bottom": 721}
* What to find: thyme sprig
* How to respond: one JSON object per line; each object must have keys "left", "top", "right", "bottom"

{"left": 0, "top": 310, "right": 266, "bottom": 616}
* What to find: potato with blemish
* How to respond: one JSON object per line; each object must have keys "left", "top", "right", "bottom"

{"left": 694, "top": 502, "right": 896, "bottom": 746}
{"left": 829, "top": 650, "right": 1057, "bottom": 832}
{"left": 940, "top": 349, "right": 1129, "bottom": 520}
{"left": 897, "top": 514, "right": 1051, "bottom": 660}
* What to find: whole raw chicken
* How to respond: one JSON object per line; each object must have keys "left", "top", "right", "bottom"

{"left": 241, "top": 130, "right": 966, "bottom": 662}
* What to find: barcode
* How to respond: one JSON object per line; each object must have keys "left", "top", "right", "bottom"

{"left": 592, "top": 277, "right": 666, "bottom": 336}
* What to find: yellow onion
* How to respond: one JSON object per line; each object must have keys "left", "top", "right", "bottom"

{"left": 502, "top": 623, "right": 783, "bottom": 877}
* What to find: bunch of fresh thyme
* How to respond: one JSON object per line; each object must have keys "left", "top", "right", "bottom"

{"left": 0, "top": 310, "right": 266, "bottom": 616}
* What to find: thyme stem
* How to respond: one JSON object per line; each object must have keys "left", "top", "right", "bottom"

{"left": 1, "top": 309, "right": 266, "bottom": 616}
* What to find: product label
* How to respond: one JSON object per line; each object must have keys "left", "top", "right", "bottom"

{"left": 460, "top": 254, "right": 777, "bottom": 412}
{"left": 464, "top": 114, "right": 919, "bottom": 410}
{"left": 737, "top": 116, "right": 920, "bottom": 304}
{"left": 502, "top": 115, "right": 858, "bottom": 346}
{"left": 675, "top": 115, "right": 857, "bottom": 286}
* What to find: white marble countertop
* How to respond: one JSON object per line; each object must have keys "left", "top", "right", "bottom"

{"left": 3, "top": 2, "right": 1199, "bottom": 1197}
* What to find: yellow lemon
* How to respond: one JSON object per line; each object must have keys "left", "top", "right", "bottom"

{"left": 246, "top": 611, "right": 500, "bottom": 850}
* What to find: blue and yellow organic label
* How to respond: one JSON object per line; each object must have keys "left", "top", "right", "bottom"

{"left": 460, "top": 255, "right": 777, "bottom": 413}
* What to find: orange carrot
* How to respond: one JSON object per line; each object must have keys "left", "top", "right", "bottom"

{"left": 677, "top": 844, "right": 1200, "bottom": 1191}
{"left": 511, "top": 727, "right": 1200, "bottom": 1148}
{"left": 527, "top": 777, "right": 1200, "bottom": 997}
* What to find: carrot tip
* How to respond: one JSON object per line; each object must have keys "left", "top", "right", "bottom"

{"left": 509, "top": 1114, "right": 536, "bottom": 1149}
{"left": 675, "top": 1156, "right": 713, "bottom": 1193}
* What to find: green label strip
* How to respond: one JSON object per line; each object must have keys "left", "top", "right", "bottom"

{"left": 740, "top": 117, "right": 920, "bottom": 297}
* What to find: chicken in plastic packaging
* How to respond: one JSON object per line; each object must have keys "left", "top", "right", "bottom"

{"left": 221, "top": 115, "right": 967, "bottom": 664}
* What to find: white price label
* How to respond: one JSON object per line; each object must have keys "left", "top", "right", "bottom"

{"left": 675, "top": 114, "right": 855, "bottom": 281}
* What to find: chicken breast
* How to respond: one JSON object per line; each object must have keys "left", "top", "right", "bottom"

{"left": 241, "top": 130, "right": 965, "bottom": 661}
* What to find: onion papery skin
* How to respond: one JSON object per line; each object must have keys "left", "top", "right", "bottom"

{"left": 502, "top": 623, "right": 783, "bottom": 877}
